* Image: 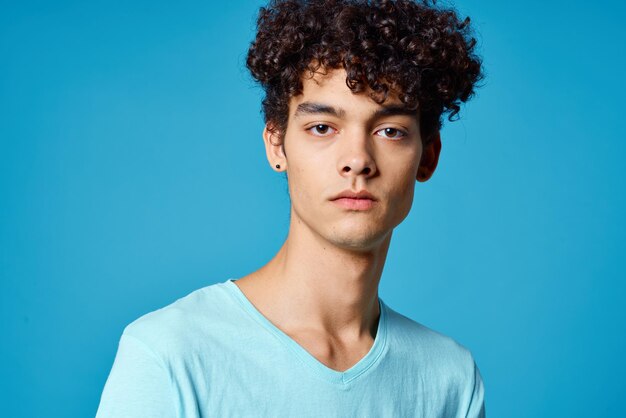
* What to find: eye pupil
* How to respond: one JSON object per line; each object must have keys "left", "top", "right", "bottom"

{"left": 317, "top": 125, "right": 328, "bottom": 133}
{"left": 385, "top": 128, "right": 397, "bottom": 136}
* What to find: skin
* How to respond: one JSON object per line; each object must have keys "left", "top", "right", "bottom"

{"left": 235, "top": 68, "right": 441, "bottom": 372}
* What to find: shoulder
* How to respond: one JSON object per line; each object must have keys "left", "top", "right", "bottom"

{"left": 120, "top": 280, "right": 235, "bottom": 362}
{"left": 383, "top": 301, "right": 478, "bottom": 383}
{"left": 382, "top": 302, "right": 485, "bottom": 414}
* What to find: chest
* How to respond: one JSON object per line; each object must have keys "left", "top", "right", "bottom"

{"left": 165, "top": 347, "right": 467, "bottom": 418}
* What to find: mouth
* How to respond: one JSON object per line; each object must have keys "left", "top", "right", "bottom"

{"left": 330, "top": 190, "right": 377, "bottom": 211}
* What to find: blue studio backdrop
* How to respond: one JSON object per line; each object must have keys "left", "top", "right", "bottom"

{"left": 1, "top": 1, "right": 625, "bottom": 417}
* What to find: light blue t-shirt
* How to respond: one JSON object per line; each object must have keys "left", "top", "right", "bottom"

{"left": 96, "top": 279, "right": 486, "bottom": 417}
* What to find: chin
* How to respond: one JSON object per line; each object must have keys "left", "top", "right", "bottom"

{"left": 326, "top": 228, "right": 392, "bottom": 252}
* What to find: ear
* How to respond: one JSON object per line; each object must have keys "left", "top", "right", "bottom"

{"left": 263, "top": 124, "right": 287, "bottom": 171}
{"left": 416, "top": 131, "right": 441, "bottom": 182}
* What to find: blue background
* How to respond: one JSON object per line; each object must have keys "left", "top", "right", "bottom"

{"left": 1, "top": 1, "right": 625, "bottom": 417}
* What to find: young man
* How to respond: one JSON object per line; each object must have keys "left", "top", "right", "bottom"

{"left": 96, "top": 0, "right": 484, "bottom": 417}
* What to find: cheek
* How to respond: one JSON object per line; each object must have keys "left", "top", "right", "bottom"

{"left": 384, "top": 160, "right": 419, "bottom": 214}
{"left": 286, "top": 156, "right": 322, "bottom": 208}
{"left": 287, "top": 167, "right": 308, "bottom": 204}
{"left": 395, "top": 177, "right": 416, "bottom": 211}
{"left": 286, "top": 145, "right": 331, "bottom": 201}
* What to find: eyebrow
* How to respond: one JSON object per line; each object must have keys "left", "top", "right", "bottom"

{"left": 294, "top": 101, "right": 417, "bottom": 121}
{"left": 294, "top": 102, "right": 346, "bottom": 118}
{"left": 372, "top": 104, "right": 418, "bottom": 119}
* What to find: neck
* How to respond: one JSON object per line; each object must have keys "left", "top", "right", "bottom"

{"left": 249, "top": 213, "right": 392, "bottom": 340}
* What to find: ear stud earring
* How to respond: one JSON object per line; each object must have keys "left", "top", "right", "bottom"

{"left": 275, "top": 164, "right": 281, "bottom": 169}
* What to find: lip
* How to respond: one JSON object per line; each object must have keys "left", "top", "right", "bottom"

{"left": 330, "top": 189, "right": 377, "bottom": 210}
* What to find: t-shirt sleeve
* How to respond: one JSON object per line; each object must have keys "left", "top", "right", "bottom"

{"left": 465, "top": 361, "right": 486, "bottom": 418}
{"left": 95, "top": 333, "right": 177, "bottom": 418}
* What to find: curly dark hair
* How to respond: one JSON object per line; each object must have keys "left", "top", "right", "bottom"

{"left": 246, "top": 0, "right": 483, "bottom": 144}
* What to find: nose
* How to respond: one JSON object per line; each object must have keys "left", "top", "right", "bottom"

{"left": 337, "top": 131, "right": 377, "bottom": 179}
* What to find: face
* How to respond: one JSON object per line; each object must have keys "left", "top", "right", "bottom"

{"left": 264, "top": 68, "right": 440, "bottom": 251}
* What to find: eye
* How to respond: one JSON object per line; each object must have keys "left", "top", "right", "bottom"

{"left": 375, "top": 127, "right": 407, "bottom": 140}
{"left": 307, "top": 124, "right": 336, "bottom": 137}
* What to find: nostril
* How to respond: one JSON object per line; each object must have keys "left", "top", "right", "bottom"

{"left": 343, "top": 166, "right": 351, "bottom": 173}
{"left": 363, "top": 167, "right": 371, "bottom": 175}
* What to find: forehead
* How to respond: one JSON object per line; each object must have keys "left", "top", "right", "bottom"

{"left": 289, "top": 68, "right": 405, "bottom": 115}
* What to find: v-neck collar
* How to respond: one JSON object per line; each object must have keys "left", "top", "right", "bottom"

{"left": 222, "top": 278, "right": 388, "bottom": 386}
